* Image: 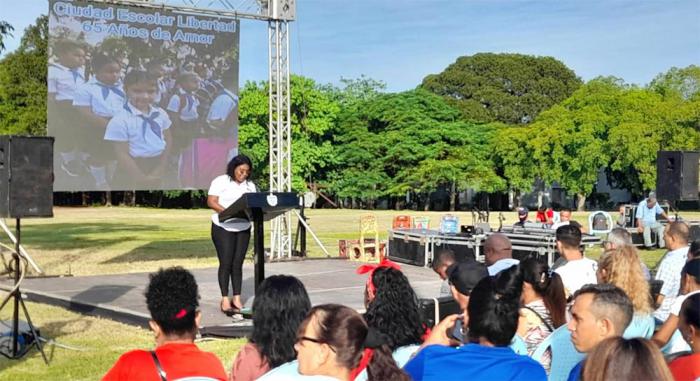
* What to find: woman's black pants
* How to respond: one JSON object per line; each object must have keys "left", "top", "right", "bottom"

{"left": 211, "top": 223, "right": 250, "bottom": 296}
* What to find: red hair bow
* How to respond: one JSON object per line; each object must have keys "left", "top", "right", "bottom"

{"left": 356, "top": 258, "right": 401, "bottom": 296}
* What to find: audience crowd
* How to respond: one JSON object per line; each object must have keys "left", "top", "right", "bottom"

{"left": 103, "top": 219, "right": 700, "bottom": 381}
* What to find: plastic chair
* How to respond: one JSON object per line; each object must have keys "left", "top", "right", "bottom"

{"left": 392, "top": 215, "right": 412, "bottom": 229}
{"left": 531, "top": 326, "right": 585, "bottom": 381}
{"left": 588, "top": 211, "right": 613, "bottom": 234}
{"left": 439, "top": 214, "right": 459, "bottom": 234}
{"left": 509, "top": 335, "right": 528, "bottom": 355}
{"left": 413, "top": 216, "right": 430, "bottom": 230}
{"left": 623, "top": 314, "right": 655, "bottom": 339}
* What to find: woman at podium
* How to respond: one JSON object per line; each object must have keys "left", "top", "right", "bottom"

{"left": 207, "top": 154, "right": 257, "bottom": 315}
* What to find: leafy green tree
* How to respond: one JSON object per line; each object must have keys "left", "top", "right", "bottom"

{"left": 649, "top": 65, "right": 700, "bottom": 101}
{"left": 330, "top": 88, "right": 501, "bottom": 210}
{"left": 421, "top": 53, "right": 582, "bottom": 124}
{"left": 523, "top": 76, "right": 700, "bottom": 209}
{"left": 490, "top": 123, "right": 537, "bottom": 202}
{"left": 0, "top": 20, "right": 14, "bottom": 53}
{"left": 237, "top": 75, "right": 340, "bottom": 191}
{"left": 0, "top": 16, "right": 48, "bottom": 135}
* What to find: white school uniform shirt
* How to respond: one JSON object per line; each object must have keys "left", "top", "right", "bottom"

{"left": 208, "top": 175, "right": 257, "bottom": 232}
{"left": 207, "top": 89, "right": 239, "bottom": 123}
{"left": 104, "top": 102, "right": 171, "bottom": 158}
{"left": 554, "top": 257, "right": 598, "bottom": 297}
{"left": 154, "top": 78, "right": 168, "bottom": 104}
{"left": 72, "top": 80, "right": 126, "bottom": 118}
{"left": 166, "top": 88, "right": 199, "bottom": 121}
{"left": 48, "top": 62, "right": 85, "bottom": 101}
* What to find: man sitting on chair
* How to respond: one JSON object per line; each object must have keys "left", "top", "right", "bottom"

{"left": 635, "top": 191, "right": 669, "bottom": 249}
{"left": 566, "top": 284, "right": 633, "bottom": 381}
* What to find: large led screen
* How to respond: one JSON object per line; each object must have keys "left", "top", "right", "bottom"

{"left": 48, "top": 0, "right": 240, "bottom": 191}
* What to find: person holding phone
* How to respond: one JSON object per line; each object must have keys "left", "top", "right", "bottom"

{"left": 404, "top": 269, "right": 547, "bottom": 381}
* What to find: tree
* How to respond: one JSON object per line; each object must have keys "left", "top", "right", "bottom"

{"left": 522, "top": 76, "right": 700, "bottom": 209}
{"left": 237, "top": 75, "right": 340, "bottom": 191}
{"left": 0, "top": 16, "right": 48, "bottom": 135}
{"left": 649, "top": 65, "right": 700, "bottom": 101}
{"left": 330, "top": 88, "right": 502, "bottom": 210}
{"left": 0, "top": 20, "right": 13, "bottom": 53}
{"left": 421, "top": 53, "right": 582, "bottom": 124}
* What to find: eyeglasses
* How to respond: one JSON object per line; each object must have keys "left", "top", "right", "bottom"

{"left": 297, "top": 336, "right": 336, "bottom": 352}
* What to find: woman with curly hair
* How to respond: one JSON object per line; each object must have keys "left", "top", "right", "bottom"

{"left": 597, "top": 245, "right": 654, "bottom": 338}
{"left": 362, "top": 265, "right": 425, "bottom": 368}
{"left": 103, "top": 267, "right": 227, "bottom": 380}
{"left": 230, "top": 275, "right": 311, "bottom": 381}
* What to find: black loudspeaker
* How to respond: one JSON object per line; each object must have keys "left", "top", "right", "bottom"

{"left": 0, "top": 136, "right": 54, "bottom": 218}
{"left": 656, "top": 151, "right": 699, "bottom": 202}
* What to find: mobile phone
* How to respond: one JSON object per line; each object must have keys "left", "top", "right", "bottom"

{"left": 450, "top": 317, "right": 465, "bottom": 343}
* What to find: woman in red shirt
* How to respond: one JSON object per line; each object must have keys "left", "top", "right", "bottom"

{"left": 103, "top": 267, "right": 227, "bottom": 381}
{"left": 669, "top": 293, "right": 700, "bottom": 381}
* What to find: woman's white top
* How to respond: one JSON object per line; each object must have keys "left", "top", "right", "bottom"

{"left": 208, "top": 174, "right": 256, "bottom": 232}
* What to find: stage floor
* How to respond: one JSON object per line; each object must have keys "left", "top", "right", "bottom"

{"left": 2, "top": 258, "right": 441, "bottom": 331}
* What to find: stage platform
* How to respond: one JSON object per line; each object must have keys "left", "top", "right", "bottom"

{"left": 1, "top": 259, "right": 441, "bottom": 335}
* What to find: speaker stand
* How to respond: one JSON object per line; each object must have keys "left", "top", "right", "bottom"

{"left": 0, "top": 219, "right": 48, "bottom": 363}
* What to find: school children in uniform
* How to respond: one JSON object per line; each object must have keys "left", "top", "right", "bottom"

{"left": 72, "top": 53, "right": 125, "bottom": 189}
{"left": 104, "top": 70, "right": 172, "bottom": 189}
{"left": 166, "top": 72, "right": 201, "bottom": 153}
{"left": 48, "top": 39, "right": 87, "bottom": 178}
{"left": 179, "top": 72, "right": 239, "bottom": 189}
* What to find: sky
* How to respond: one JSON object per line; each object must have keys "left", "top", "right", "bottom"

{"left": 1, "top": 0, "right": 699, "bottom": 92}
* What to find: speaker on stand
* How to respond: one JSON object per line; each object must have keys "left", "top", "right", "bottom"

{"left": 0, "top": 135, "right": 53, "bottom": 363}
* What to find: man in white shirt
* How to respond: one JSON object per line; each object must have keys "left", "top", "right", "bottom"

{"left": 654, "top": 221, "right": 689, "bottom": 321}
{"left": 635, "top": 191, "right": 669, "bottom": 249}
{"left": 554, "top": 225, "right": 598, "bottom": 297}
{"left": 484, "top": 233, "right": 519, "bottom": 275}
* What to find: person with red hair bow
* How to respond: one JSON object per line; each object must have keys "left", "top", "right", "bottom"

{"left": 355, "top": 259, "right": 426, "bottom": 379}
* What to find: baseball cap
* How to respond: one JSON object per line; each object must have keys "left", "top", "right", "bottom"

{"left": 517, "top": 207, "right": 528, "bottom": 216}
{"left": 446, "top": 259, "right": 489, "bottom": 295}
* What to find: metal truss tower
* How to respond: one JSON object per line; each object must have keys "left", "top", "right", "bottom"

{"left": 97, "top": 0, "right": 296, "bottom": 259}
{"left": 267, "top": 18, "right": 292, "bottom": 260}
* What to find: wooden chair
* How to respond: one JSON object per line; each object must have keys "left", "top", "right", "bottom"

{"left": 350, "top": 214, "right": 382, "bottom": 263}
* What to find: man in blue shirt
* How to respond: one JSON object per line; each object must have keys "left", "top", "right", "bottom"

{"left": 405, "top": 270, "right": 546, "bottom": 381}
{"left": 566, "top": 284, "right": 634, "bottom": 381}
{"left": 635, "top": 191, "right": 669, "bottom": 249}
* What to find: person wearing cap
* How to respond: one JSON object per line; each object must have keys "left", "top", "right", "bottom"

{"left": 514, "top": 207, "right": 530, "bottom": 228}
{"left": 635, "top": 191, "right": 669, "bottom": 249}
{"left": 447, "top": 259, "right": 490, "bottom": 312}
{"left": 653, "top": 258, "right": 700, "bottom": 351}
{"left": 484, "top": 233, "right": 519, "bottom": 276}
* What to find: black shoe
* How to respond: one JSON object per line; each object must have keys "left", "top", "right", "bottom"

{"left": 221, "top": 307, "right": 240, "bottom": 317}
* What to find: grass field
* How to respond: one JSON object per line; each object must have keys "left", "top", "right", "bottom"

{"left": 0, "top": 206, "right": 686, "bottom": 380}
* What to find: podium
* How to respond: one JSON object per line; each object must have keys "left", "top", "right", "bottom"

{"left": 219, "top": 192, "right": 298, "bottom": 291}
